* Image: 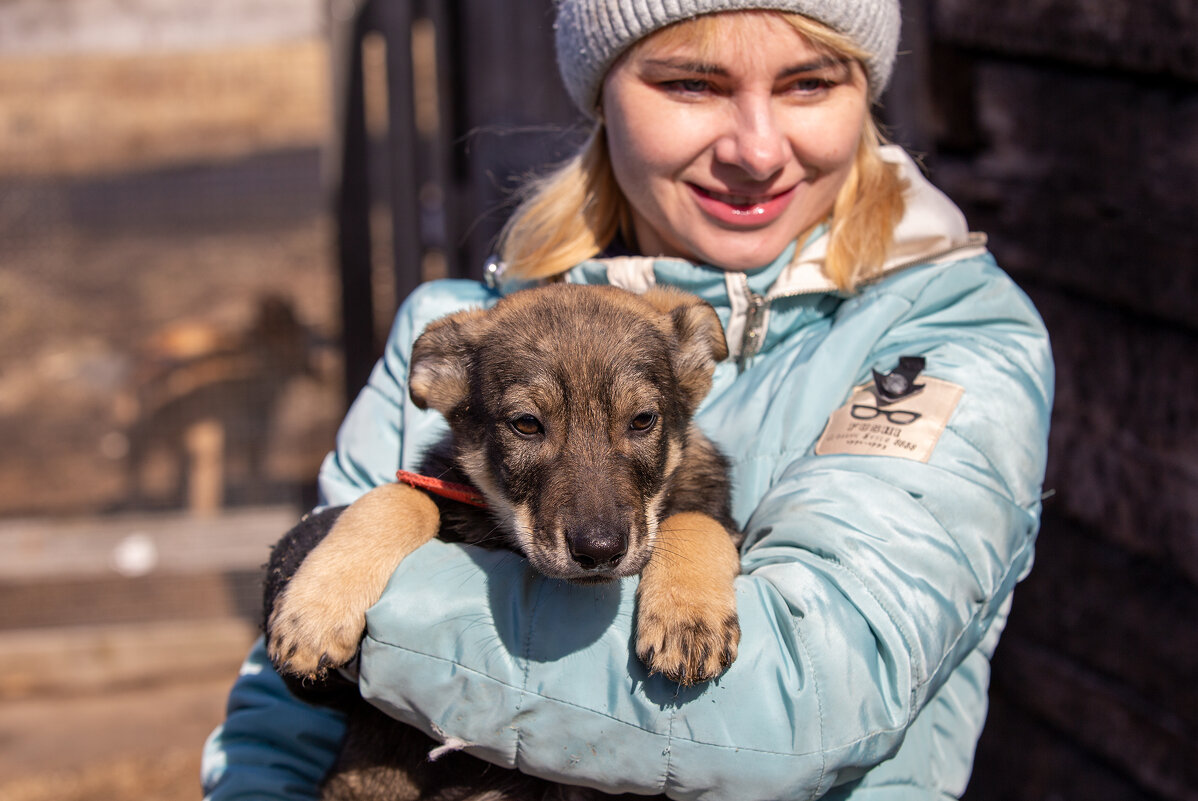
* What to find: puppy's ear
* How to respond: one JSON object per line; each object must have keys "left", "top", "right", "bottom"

{"left": 641, "top": 287, "right": 729, "bottom": 412}
{"left": 409, "top": 308, "right": 485, "bottom": 414}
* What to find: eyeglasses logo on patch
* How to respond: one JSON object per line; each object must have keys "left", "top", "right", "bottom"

{"left": 815, "top": 356, "right": 964, "bottom": 463}
{"left": 849, "top": 404, "right": 922, "bottom": 425}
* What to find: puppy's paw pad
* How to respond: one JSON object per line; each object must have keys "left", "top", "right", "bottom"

{"left": 636, "top": 608, "right": 739, "bottom": 686}
{"left": 265, "top": 591, "right": 364, "bottom": 680}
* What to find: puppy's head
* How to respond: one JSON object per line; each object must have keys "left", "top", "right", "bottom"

{"left": 410, "top": 284, "right": 726, "bottom": 582}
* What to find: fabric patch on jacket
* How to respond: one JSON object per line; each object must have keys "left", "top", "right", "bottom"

{"left": 815, "top": 376, "right": 964, "bottom": 462}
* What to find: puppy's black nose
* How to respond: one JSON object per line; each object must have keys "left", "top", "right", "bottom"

{"left": 566, "top": 527, "right": 627, "bottom": 570}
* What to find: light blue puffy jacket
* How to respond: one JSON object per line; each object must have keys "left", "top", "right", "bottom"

{"left": 203, "top": 149, "right": 1053, "bottom": 800}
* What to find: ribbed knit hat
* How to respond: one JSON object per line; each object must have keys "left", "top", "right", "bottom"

{"left": 554, "top": 0, "right": 901, "bottom": 116}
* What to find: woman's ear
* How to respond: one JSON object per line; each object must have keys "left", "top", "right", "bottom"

{"left": 408, "top": 309, "right": 486, "bottom": 415}
{"left": 641, "top": 287, "right": 729, "bottom": 413}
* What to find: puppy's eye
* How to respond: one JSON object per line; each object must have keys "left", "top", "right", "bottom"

{"left": 509, "top": 414, "right": 544, "bottom": 437}
{"left": 629, "top": 412, "right": 657, "bottom": 432}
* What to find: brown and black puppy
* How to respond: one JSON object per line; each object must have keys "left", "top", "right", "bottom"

{"left": 264, "top": 283, "right": 742, "bottom": 801}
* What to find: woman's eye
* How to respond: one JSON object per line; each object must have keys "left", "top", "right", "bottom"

{"left": 629, "top": 412, "right": 658, "bottom": 432}
{"left": 509, "top": 415, "right": 544, "bottom": 437}
{"left": 664, "top": 78, "right": 712, "bottom": 94}
{"left": 788, "top": 77, "right": 834, "bottom": 94}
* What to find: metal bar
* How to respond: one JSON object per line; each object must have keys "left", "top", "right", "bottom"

{"left": 375, "top": 0, "right": 424, "bottom": 307}
{"left": 419, "top": 0, "right": 461, "bottom": 278}
{"left": 331, "top": 0, "right": 377, "bottom": 406}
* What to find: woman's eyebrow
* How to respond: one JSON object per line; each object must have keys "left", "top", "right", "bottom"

{"left": 641, "top": 58, "right": 727, "bottom": 76}
{"left": 641, "top": 55, "right": 849, "bottom": 78}
{"left": 777, "top": 56, "right": 852, "bottom": 78}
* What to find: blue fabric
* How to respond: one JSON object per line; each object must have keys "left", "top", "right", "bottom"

{"left": 202, "top": 639, "right": 345, "bottom": 800}
{"left": 203, "top": 233, "right": 1052, "bottom": 799}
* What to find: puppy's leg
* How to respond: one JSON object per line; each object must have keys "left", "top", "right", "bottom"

{"left": 635, "top": 512, "right": 740, "bottom": 685}
{"left": 268, "top": 483, "right": 440, "bottom": 680}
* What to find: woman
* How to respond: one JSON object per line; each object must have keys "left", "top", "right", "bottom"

{"left": 204, "top": 2, "right": 1053, "bottom": 799}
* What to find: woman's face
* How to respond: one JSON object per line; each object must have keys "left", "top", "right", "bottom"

{"left": 602, "top": 13, "right": 868, "bottom": 271}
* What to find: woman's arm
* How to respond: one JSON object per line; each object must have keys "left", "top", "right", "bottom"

{"left": 202, "top": 639, "right": 345, "bottom": 801}
{"left": 349, "top": 258, "right": 1054, "bottom": 800}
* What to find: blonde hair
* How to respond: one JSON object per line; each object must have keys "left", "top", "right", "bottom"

{"left": 499, "top": 11, "right": 907, "bottom": 292}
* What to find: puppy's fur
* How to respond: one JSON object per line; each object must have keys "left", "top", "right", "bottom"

{"left": 264, "top": 284, "right": 742, "bottom": 801}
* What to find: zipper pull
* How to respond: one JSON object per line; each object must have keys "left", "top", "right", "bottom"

{"left": 738, "top": 292, "right": 768, "bottom": 370}
{"left": 483, "top": 255, "right": 504, "bottom": 289}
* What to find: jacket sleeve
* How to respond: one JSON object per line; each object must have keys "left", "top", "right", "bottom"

{"left": 201, "top": 639, "right": 345, "bottom": 801}
{"left": 348, "top": 258, "right": 1054, "bottom": 800}
{"left": 201, "top": 280, "right": 494, "bottom": 799}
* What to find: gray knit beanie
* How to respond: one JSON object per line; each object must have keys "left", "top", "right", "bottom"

{"left": 554, "top": 0, "right": 901, "bottom": 116}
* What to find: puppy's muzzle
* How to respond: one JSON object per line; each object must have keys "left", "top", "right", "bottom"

{"left": 566, "top": 524, "right": 627, "bottom": 571}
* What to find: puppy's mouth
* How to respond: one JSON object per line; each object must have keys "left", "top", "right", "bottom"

{"left": 568, "top": 573, "right": 618, "bottom": 586}
{"left": 523, "top": 537, "right": 652, "bottom": 584}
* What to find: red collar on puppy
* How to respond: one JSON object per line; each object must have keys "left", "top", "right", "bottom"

{"left": 395, "top": 470, "right": 488, "bottom": 509}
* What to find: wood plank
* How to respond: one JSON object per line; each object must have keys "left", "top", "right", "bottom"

{"left": 1005, "top": 511, "right": 1198, "bottom": 724}
{"left": 452, "top": 0, "right": 583, "bottom": 276}
{"left": 934, "top": 0, "right": 1198, "bottom": 81}
{"left": 1029, "top": 288, "right": 1198, "bottom": 586}
{"left": 0, "top": 0, "right": 322, "bottom": 55}
{"left": 0, "top": 570, "right": 264, "bottom": 630}
{"left": 0, "top": 673, "right": 237, "bottom": 800}
{"left": 991, "top": 636, "right": 1198, "bottom": 800}
{"left": 931, "top": 61, "right": 1198, "bottom": 329}
{"left": 0, "top": 618, "right": 257, "bottom": 700}
{"left": 0, "top": 506, "right": 294, "bottom": 580}
{"left": 970, "top": 684, "right": 1164, "bottom": 801}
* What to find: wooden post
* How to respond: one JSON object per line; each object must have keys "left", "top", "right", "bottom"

{"left": 184, "top": 418, "right": 224, "bottom": 515}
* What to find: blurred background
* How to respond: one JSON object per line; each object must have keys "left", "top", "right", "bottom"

{"left": 0, "top": 1, "right": 1193, "bottom": 800}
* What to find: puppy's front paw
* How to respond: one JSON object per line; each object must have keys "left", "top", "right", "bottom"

{"left": 635, "top": 581, "right": 739, "bottom": 685}
{"left": 267, "top": 576, "right": 364, "bottom": 682}
{"left": 265, "top": 483, "right": 442, "bottom": 682}
{"left": 634, "top": 512, "right": 741, "bottom": 685}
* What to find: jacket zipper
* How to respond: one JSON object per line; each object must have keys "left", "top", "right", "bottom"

{"left": 737, "top": 292, "right": 769, "bottom": 370}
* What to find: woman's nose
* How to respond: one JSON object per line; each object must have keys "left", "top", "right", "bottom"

{"left": 715, "top": 97, "right": 788, "bottom": 181}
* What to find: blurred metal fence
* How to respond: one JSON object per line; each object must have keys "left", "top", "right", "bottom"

{"left": 328, "top": 0, "right": 584, "bottom": 403}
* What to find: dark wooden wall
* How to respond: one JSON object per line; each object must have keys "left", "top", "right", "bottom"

{"left": 334, "top": 2, "right": 1198, "bottom": 798}
{"left": 886, "top": 2, "right": 1198, "bottom": 799}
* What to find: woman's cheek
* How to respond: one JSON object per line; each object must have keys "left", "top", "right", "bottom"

{"left": 805, "top": 106, "right": 865, "bottom": 168}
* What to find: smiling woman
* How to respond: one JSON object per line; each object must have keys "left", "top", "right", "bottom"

{"left": 203, "top": 2, "right": 1055, "bottom": 800}
{"left": 603, "top": 12, "right": 870, "bottom": 271}
{"left": 499, "top": 10, "right": 905, "bottom": 288}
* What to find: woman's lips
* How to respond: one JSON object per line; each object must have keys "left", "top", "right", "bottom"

{"left": 689, "top": 183, "right": 796, "bottom": 227}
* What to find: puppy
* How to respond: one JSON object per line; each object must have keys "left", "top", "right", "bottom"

{"left": 264, "top": 283, "right": 742, "bottom": 800}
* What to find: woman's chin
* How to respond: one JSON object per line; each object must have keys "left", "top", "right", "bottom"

{"left": 689, "top": 238, "right": 793, "bottom": 272}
